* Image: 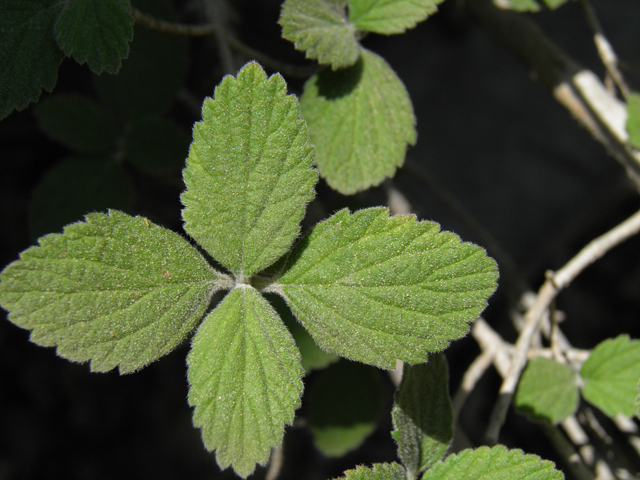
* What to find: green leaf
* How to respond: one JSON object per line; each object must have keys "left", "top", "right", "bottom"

{"left": 273, "top": 293, "right": 339, "bottom": 372}
{"left": 279, "top": 0, "right": 361, "bottom": 69}
{"left": 626, "top": 92, "right": 640, "bottom": 150}
{"left": 0, "top": 0, "right": 64, "bottom": 120}
{"left": 28, "top": 157, "right": 134, "bottom": 240}
{"left": 338, "top": 463, "right": 406, "bottom": 480}
{"left": 422, "top": 445, "right": 564, "bottom": 480}
{"left": 514, "top": 357, "right": 578, "bottom": 425}
{"left": 542, "top": 0, "right": 569, "bottom": 8}
{"left": 124, "top": 116, "right": 191, "bottom": 175}
{"left": 349, "top": 0, "right": 444, "bottom": 35}
{"left": 34, "top": 94, "right": 121, "bottom": 154}
{"left": 187, "top": 287, "right": 304, "bottom": 478}
{"left": 276, "top": 207, "right": 498, "bottom": 369}
{"left": 580, "top": 335, "right": 640, "bottom": 418}
{"left": 308, "top": 360, "right": 383, "bottom": 456}
{"left": 94, "top": 0, "right": 188, "bottom": 119}
{"left": 54, "top": 0, "right": 133, "bottom": 74}
{"left": 0, "top": 210, "right": 221, "bottom": 374}
{"left": 501, "top": 0, "right": 541, "bottom": 11}
{"left": 300, "top": 49, "right": 416, "bottom": 194}
{"left": 392, "top": 355, "right": 452, "bottom": 478}
{"left": 182, "top": 62, "right": 317, "bottom": 279}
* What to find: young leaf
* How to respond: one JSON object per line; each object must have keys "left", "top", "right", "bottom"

{"left": 349, "top": 0, "right": 444, "bottom": 35}
{"left": 182, "top": 62, "right": 317, "bottom": 280}
{"left": 300, "top": 49, "right": 416, "bottom": 194}
{"left": 187, "top": 287, "right": 304, "bottom": 478}
{"left": 94, "top": 0, "right": 188, "bottom": 119}
{"left": 28, "top": 157, "right": 134, "bottom": 240}
{"left": 279, "top": 0, "right": 361, "bottom": 69}
{"left": 626, "top": 92, "right": 640, "bottom": 150}
{"left": 54, "top": 0, "right": 133, "bottom": 75}
{"left": 0, "top": 0, "right": 64, "bottom": 120}
{"left": 422, "top": 445, "right": 564, "bottom": 480}
{"left": 308, "top": 360, "right": 383, "bottom": 456}
{"left": 580, "top": 335, "right": 640, "bottom": 418}
{"left": 275, "top": 207, "right": 498, "bottom": 369}
{"left": 392, "top": 355, "right": 452, "bottom": 478}
{"left": 34, "top": 94, "right": 121, "bottom": 154}
{"left": 0, "top": 210, "right": 222, "bottom": 374}
{"left": 338, "top": 463, "right": 406, "bottom": 480}
{"left": 514, "top": 357, "right": 578, "bottom": 425}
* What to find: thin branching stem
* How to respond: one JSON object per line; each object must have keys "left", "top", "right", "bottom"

{"left": 577, "top": 0, "right": 630, "bottom": 98}
{"left": 131, "top": 7, "right": 319, "bottom": 78}
{"left": 484, "top": 207, "right": 640, "bottom": 444}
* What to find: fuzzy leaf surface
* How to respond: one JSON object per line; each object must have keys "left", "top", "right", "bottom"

{"left": 187, "top": 287, "right": 304, "bottom": 478}
{"left": 627, "top": 92, "right": 640, "bottom": 150}
{"left": 308, "top": 360, "right": 383, "bottom": 456}
{"left": 34, "top": 94, "right": 120, "bottom": 154}
{"left": 0, "top": 0, "right": 64, "bottom": 119}
{"left": 300, "top": 49, "right": 416, "bottom": 194}
{"left": 581, "top": 335, "right": 640, "bottom": 418}
{"left": 392, "top": 355, "right": 452, "bottom": 477}
{"left": 337, "top": 463, "right": 406, "bottom": 480}
{"left": 276, "top": 208, "right": 498, "bottom": 369}
{"left": 349, "top": 0, "right": 444, "bottom": 35}
{"left": 0, "top": 211, "right": 221, "bottom": 374}
{"left": 182, "top": 62, "right": 317, "bottom": 279}
{"left": 54, "top": 0, "right": 133, "bottom": 74}
{"left": 422, "top": 445, "right": 564, "bottom": 480}
{"left": 280, "top": 0, "right": 360, "bottom": 69}
{"left": 514, "top": 357, "right": 578, "bottom": 425}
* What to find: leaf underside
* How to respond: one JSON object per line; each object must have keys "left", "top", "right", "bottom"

{"left": 580, "top": 335, "right": 640, "bottom": 418}
{"left": 0, "top": 210, "right": 219, "bottom": 374}
{"left": 279, "top": 0, "right": 360, "bottom": 69}
{"left": 300, "top": 49, "right": 416, "bottom": 194}
{"left": 187, "top": 287, "right": 304, "bottom": 478}
{"left": 277, "top": 207, "right": 498, "bottom": 369}
{"left": 182, "top": 61, "right": 317, "bottom": 279}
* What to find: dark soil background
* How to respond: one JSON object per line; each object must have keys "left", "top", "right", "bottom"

{"left": 1, "top": 1, "right": 640, "bottom": 479}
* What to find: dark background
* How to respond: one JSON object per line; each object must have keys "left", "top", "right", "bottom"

{"left": 1, "top": 1, "right": 640, "bottom": 479}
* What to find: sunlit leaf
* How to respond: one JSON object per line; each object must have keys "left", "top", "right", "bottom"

{"left": 182, "top": 62, "right": 317, "bottom": 279}
{"left": 276, "top": 208, "right": 498, "bottom": 369}
{"left": 280, "top": 0, "right": 360, "bottom": 69}
{"left": 0, "top": 210, "right": 221, "bottom": 374}
{"left": 187, "top": 287, "right": 304, "bottom": 478}
{"left": 300, "top": 49, "right": 416, "bottom": 194}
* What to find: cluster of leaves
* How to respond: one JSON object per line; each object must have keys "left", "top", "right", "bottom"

{"left": 2, "top": 0, "right": 189, "bottom": 239}
{"left": 515, "top": 335, "right": 640, "bottom": 425}
{"left": 0, "top": 62, "right": 500, "bottom": 478}
{"left": 278, "top": 0, "right": 440, "bottom": 194}
{"left": 338, "top": 355, "right": 564, "bottom": 480}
